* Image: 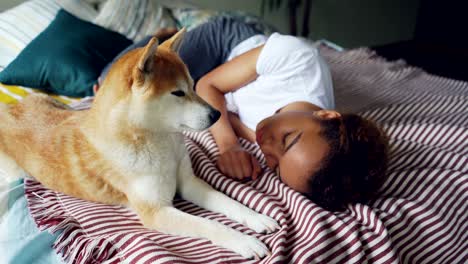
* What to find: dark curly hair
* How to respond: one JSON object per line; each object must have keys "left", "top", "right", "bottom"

{"left": 305, "top": 113, "right": 389, "bottom": 211}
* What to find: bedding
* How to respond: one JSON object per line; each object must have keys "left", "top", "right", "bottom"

{"left": 0, "top": 2, "right": 466, "bottom": 264}
{"left": 0, "top": 0, "right": 97, "bottom": 70}
{"left": 171, "top": 7, "right": 276, "bottom": 35}
{"left": 0, "top": 0, "right": 108, "bottom": 104}
{"left": 0, "top": 9, "right": 132, "bottom": 97}
{"left": 22, "top": 47, "right": 468, "bottom": 263}
{"left": 0, "top": 179, "right": 62, "bottom": 264}
{"left": 93, "top": 0, "right": 177, "bottom": 42}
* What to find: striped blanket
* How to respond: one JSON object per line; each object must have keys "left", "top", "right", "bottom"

{"left": 24, "top": 47, "right": 467, "bottom": 264}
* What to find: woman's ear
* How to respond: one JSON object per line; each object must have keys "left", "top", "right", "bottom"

{"left": 315, "top": 110, "right": 341, "bottom": 120}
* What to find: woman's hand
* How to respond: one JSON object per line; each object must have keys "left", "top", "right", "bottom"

{"left": 217, "top": 145, "right": 261, "bottom": 181}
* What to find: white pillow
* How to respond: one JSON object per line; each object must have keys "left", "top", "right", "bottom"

{"left": 154, "top": 0, "right": 198, "bottom": 9}
{"left": 0, "top": 0, "right": 98, "bottom": 70}
{"left": 57, "top": 0, "right": 98, "bottom": 21}
{"left": 0, "top": 0, "right": 60, "bottom": 69}
{"left": 82, "top": 0, "right": 108, "bottom": 5}
{"left": 93, "top": 0, "right": 177, "bottom": 42}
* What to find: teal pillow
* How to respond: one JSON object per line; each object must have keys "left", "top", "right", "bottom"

{"left": 0, "top": 9, "right": 132, "bottom": 97}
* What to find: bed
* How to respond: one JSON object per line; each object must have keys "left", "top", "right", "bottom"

{"left": 0, "top": 1, "right": 466, "bottom": 263}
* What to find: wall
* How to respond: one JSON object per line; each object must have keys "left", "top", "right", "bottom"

{"left": 195, "top": 0, "right": 421, "bottom": 48}
{"left": 307, "top": 0, "right": 421, "bottom": 47}
{"left": 0, "top": 0, "right": 25, "bottom": 11}
{"left": 0, "top": 0, "right": 421, "bottom": 48}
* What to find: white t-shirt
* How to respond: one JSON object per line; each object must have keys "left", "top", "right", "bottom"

{"left": 225, "top": 33, "right": 335, "bottom": 131}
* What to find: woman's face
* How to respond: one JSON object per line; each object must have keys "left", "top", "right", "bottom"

{"left": 256, "top": 110, "right": 340, "bottom": 193}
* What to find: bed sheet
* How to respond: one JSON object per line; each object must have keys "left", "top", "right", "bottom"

{"left": 0, "top": 179, "right": 62, "bottom": 264}
{"left": 21, "top": 47, "right": 468, "bottom": 264}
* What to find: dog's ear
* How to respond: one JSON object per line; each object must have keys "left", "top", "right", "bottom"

{"left": 161, "top": 28, "right": 186, "bottom": 52}
{"left": 137, "top": 37, "right": 159, "bottom": 74}
{"left": 134, "top": 37, "right": 159, "bottom": 85}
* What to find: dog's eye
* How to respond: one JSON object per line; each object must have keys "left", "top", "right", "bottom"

{"left": 171, "top": 90, "right": 185, "bottom": 97}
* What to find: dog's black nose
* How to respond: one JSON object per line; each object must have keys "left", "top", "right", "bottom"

{"left": 209, "top": 110, "right": 221, "bottom": 124}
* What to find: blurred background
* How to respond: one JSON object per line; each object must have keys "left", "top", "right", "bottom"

{"left": 195, "top": 0, "right": 422, "bottom": 49}
{"left": 0, "top": 0, "right": 422, "bottom": 48}
{"left": 1, "top": 0, "right": 466, "bottom": 80}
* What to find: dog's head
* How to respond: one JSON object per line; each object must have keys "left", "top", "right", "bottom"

{"left": 99, "top": 29, "right": 220, "bottom": 133}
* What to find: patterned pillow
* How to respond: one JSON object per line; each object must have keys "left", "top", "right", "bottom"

{"left": 93, "top": 0, "right": 177, "bottom": 42}
{"left": 56, "top": 0, "right": 98, "bottom": 21}
{"left": 171, "top": 8, "right": 277, "bottom": 35}
{"left": 0, "top": 0, "right": 98, "bottom": 71}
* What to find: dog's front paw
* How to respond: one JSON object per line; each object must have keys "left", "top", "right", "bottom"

{"left": 223, "top": 232, "right": 270, "bottom": 259}
{"left": 243, "top": 212, "right": 280, "bottom": 234}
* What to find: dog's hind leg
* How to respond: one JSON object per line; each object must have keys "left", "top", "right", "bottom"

{"left": 0, "top": 103, "right": 28, "bottom": 184}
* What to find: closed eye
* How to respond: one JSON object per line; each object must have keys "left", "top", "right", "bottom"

{"left": 171, "top": 90, "right": 185, "bottom": 97}
{"left": 284, "top": 132, "right": 302, "bottom": 153}
{"left": 282, "top": 132, "right": 292, "bottom": 146}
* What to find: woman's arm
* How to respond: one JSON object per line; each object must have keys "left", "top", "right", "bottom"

{"left": 196, "top": 45, "right": 263, "bottom": 179}
{"left": 228, "top": 112, "right": 256, "bottom": 143}
{"left": 195, "top": 45, "right": 263, "bottom": 152}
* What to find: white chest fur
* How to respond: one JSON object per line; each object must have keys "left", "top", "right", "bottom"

{"left": 94, "top": 131, "right": 187, "bottom": 206}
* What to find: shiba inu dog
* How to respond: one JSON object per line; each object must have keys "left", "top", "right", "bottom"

{"left": 0, "top": 29, "right": 278, "bottom": 259}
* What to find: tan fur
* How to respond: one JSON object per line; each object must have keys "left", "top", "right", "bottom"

{"left": 0, "top": 35, "right": 187, "bottom": 205}
{"left": 0, "top": 29, "right": 278, "bottom": 258}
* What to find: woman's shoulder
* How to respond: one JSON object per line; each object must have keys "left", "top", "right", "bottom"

{"left": 265, "top": 33, "right": 318, "bottom": 54}
{"left": 257, "top": 33, "right": 320, "bottom": 75}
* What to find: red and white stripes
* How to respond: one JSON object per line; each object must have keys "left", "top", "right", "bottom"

{"left": 25, "top": 47, "right": 467, "bottom": 263}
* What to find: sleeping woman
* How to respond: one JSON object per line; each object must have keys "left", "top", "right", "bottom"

{"left": 94, "top": 17, "right": 389, "bottom": 211}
